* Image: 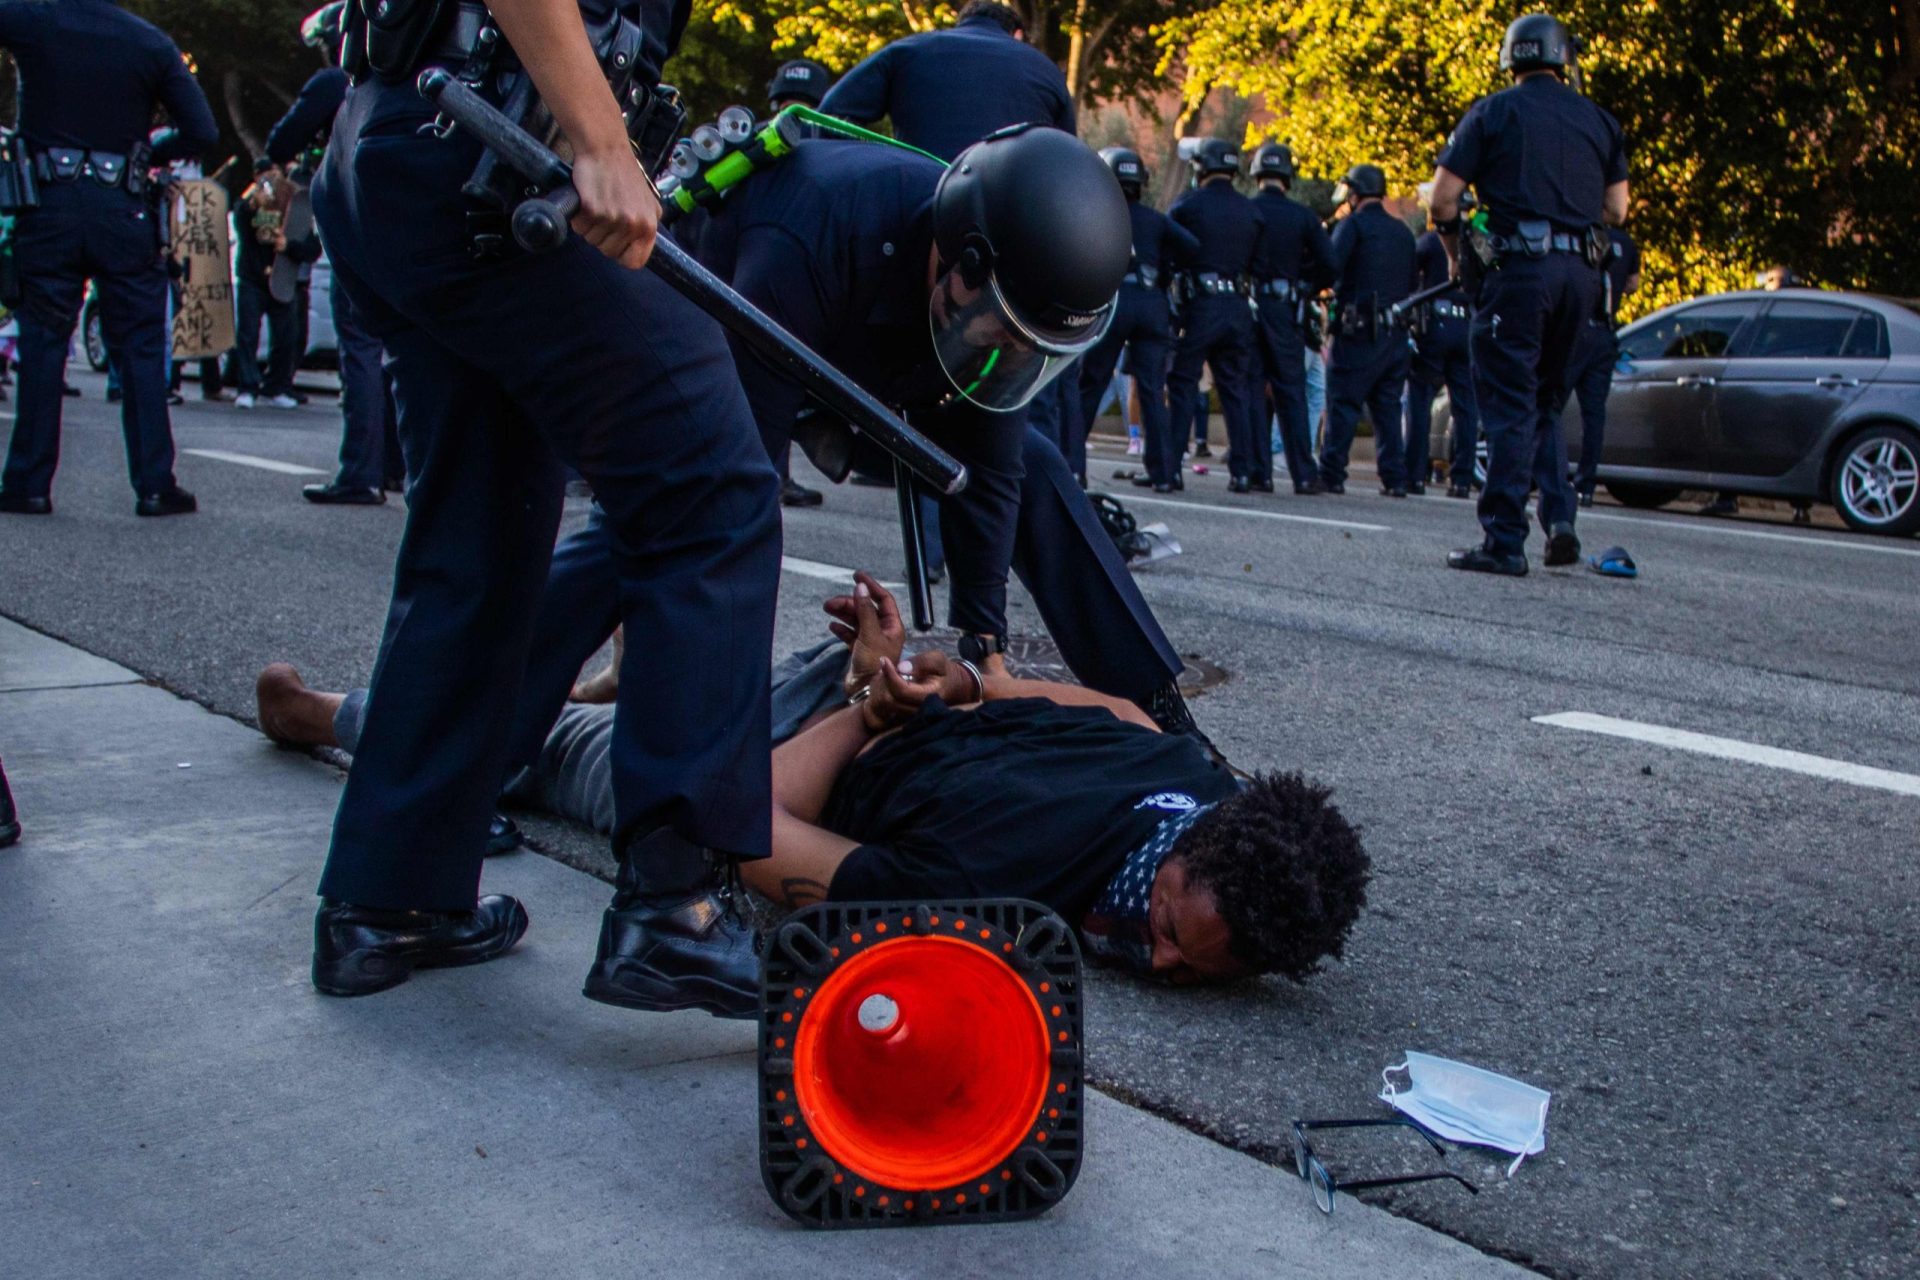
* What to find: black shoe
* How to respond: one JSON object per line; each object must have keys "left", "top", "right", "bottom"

{"left": 0, "top": 490, "right": 52, "bottom": 515}
{"left": 1447, "top": 483, "right": 1472, "bottom": 499}
{"left": 1146, "top": 683, "right": 1248, "bottom": 780}
{"left": 583, "top": 828, "right": 761, "bottom": 1018}
{"left": 106, "top": 387, "right": 123, "bottom": 403}
{"left": 1544, "top": 522, "right": 1581, "bottom": 567}
{"left": 1294, "top": 481, "right": 1323, "bottom": 495}
{"left": 780, "top": 478, "right": 823, "bottom": 507}
{"left": 1153, "top": 482, "right": 1173, "bottom": 494}
{"left": 1447, "top": 545, "right": 1529, "bottom": 576}
{"left": 1577, "top": 491, "right": 1595, "bottom": 509}
{"left": 312, "top": 895, "right": 529, "bottom": 997}
{"left": 1792, "top": 504, "right": 1812, "bottom": 526}
{"left": 382, "top": 474, "right": 406, "bottom": 493}
{"left": 62, "top": 383, "right": 80, "bottom": 398}
{"left": 0, "top": 759, "right": 18, "bottom": 848}
{"left": 1192, "top": 444, "right": 1213, "bottom": 459}
{"left": 1407, "top": 481, "right": 1427, "bottom": 495}
{"left": 1381, "top": 484, "right": 1408, "bottom": 498}
{"left": 302, "top": 482, "right": 385, "bottom": 506}
{"left": 167, "top": 391, "right": 185, "bottom": 407}
{"left": 1228, "top": 477, "right": 1251, "bottom": 494}
{"left": 134, "top": 487, "right": 197, "bottom": 517}
{"left": 1324, "top": 481, "right": 1346, "bottom": 495}
{"left": 1251, "top": 478, "right": 1275, "bottom": 493}
{"left": 1132, "top": 475, "right": 1156, "bottom": 488}
{"left": 486, "top": 812, "right": 523, "bottom": 857}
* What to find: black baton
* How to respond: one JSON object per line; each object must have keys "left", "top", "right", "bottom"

{"left": 1385, "top": 279, "right": 1462, "bottom": 327}
{"left": 419, "top": 69, "right": 967, "bottom": 497}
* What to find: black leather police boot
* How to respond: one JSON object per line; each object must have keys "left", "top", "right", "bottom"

{"left": 1252, "top": 478, "right": 1275, "bottom": 493}
{"left": 486, "top": 812, "right": 523, "bottom": 857}
{"left": 1577, "top": 490, "right": 1595, "bottom": 509}
{"left": 1408, "top": 481, "right": 1427, "bottom": 495}
{"left": 1146, "top": 683, "right": 1249, "bottom": 780}
{"left": 1294, "top": 481, "right": 1323, "bottom": 496}
{"left": 312, "top": 895, "right": 529, "bottom": 997}
{"left": 582, "top": 828, "right": 760, "bottom": 1019}
{"left": 1380, "top": 483, "right": 1408, "bottom": 498}
{"left": 303, "top": 482, "right": 385, "bottom": 505}
{"left": 1447, "top": 482, "right": 1472, "bottom": 499}
{"left": 135, "top": 487, "right": 197, "bottom": 517}
{"left": 1544, "top": 522, "right": 1582, "bottom": 567}
{"left": 0, "top": 758, "right": 19, "bottom": 848}
{"left": 780, "top": 478, "right": 824, "bottom": 507}
{"left": 1447, "top": 545, "right": 1529, "bottom": 576}
{"left": 0, "top": 490, "right": 52, "bottom": 515}
{"left": 1228, "top": 477, "right": 1251, "bottom": 494}
{"left": 1324, "top": 481, "right": 1346, "bottom": 494}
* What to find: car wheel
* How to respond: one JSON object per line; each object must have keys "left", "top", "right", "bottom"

{"left": 83, "top": 306, "right": 110, "bottom": 372}
{"left": 1605, "top": 481, "right": 1684, "bottom": 509}
{"left": 1830, "top": 424, "right": 1920, "bottom": 537}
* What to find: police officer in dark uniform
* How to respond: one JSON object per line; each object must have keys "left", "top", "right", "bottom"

{"left": 509, "top": 128, "right": 1205, "bottom": 796}
{"left": 1066, "top": 147, "right": 1196, "bottom": 490}
{"left": 818, "top": 1, "right": 1074, "bottom": 164}
{"left": 1408, "top": 195, "right": 1481, "bottom": 499}
{"left": 261, "top": 4, "right": 395, "bottom": 507}
{"left": 1434, "top": 13, "right": 1628, "bottom": 574}
{"left": 1319, "top": 163, "right": 1417, "bottom": 497}
{"left": 305, "top": 0, "right": 784, "bottom": 1013}
{"left": 767, "top": 57, "right": 831, "bottom": 112}
{"left": 1245, "top": 143, "right": 1333, "bottom": 494}
{"left": 1566, "top": 224, "right": 1639, "bottom": 506}
{"left": 0, "top": 0, "right": 216, "bottom": 518}
{"left": 1166, "top": 139, "right": 1264, "bottom": 493}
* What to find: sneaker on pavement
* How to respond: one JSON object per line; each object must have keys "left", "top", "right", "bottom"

{"left": 234, "top": 392, "right": 256, "bottom": 409}
{"left": 265, "top": 393, "right": 300, "bottom": 410}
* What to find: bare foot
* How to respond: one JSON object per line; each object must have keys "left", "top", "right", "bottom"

{"left": 570, "top": 626, "right": 624, "bottom": 704}
{"left": 256, "top": 663, "right": 345, "bottom": 747}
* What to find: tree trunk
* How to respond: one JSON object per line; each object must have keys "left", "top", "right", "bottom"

{"left": 221, "top": 68, "right": 264, "bottom": 164}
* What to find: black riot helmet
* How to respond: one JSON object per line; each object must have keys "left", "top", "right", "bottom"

{"left": 931, "top": 125, "right": 1129, "bottom": 411}
{"left": 1500, "top": 13, "right": 1579, "bottom": 76}
{"left": 1099, "top": 146, "right": 1149, "bottom": 199}
{"left": 301, "top": 2, "right": 347, "bottom": 63}
{"left": 1186, "top": 137, "right": 1241, "bottom": 179}
{"left": 1250, "top": 143, "right": 1295, "bottom": 183}
{"left": 1335, "top": 163, "right": 1387, "bottom": 203}
{"left": 766, "top": 58, "right": 831, "bottom": 109}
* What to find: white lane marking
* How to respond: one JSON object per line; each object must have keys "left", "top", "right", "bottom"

{"left": 183, "top": 448, "right": 327, "bottom": 476}
{"left": 1119, "top": 493, "right": 1390, "bottom": 532}
{"left": 1534, "top": 711, "right": 1920, "bottom": 798}
{"left": 780, "top": 556, "right": 903, "bottom": 589}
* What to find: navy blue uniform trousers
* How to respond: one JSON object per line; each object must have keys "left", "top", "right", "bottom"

{"left": 1566, "top": 321, "right": 1616, "bottom": 496}
{"left": 328, "top": 273, "right": 398, "bottom": 491}
{"left": 1471, "top": 254, "right": 1597, "bottom": 554}
{"left": 1167, "top": 294, "right": 1259, "bottom": 483}
{"left": 1406, "top": 323, "right": 1478, "bottom": 487}
{"left": 1250, "top": 302, "right": 1315, "bottom": 488}
{"left": 506, "top": 426, "right": 1185, "bottom": 781}
{"left": 3, "top": 181, "right": 176, "bottom": 499}
{"left": 1322, "top": 332, "right": 1411, "bottom": 489}
{"left": 1072, "top": 286, "right": 1171, "bottom": 483}
{"left": 311, "top": 83, "right": 781, "bottom": 912}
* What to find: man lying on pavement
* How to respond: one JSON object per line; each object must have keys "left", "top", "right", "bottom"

{"left": 258, "top": 576, "right": 1369, "bottom": 985}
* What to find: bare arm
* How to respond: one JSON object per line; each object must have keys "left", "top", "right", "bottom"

{"left": 979, "top": 672, "right": 1159, "bottom": 731}
{"left": 1428, "top": 165, "right": 1470, "bottom": 278}
{"left": 751, "top": 704, "right": 870, "bottom": 908}
{"left": 485, "top": 0, "right": 659, "bottom": 267}
{"left": 1602, "top": 180, "right": 1630, "bottom": 227}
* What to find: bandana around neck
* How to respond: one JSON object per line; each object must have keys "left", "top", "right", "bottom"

{"left": 1080, "top": 802, "right": 1216, "bottom": 975}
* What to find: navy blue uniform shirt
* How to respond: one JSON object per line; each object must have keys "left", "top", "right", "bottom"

{"left": 1601, "top": 226, "right": 1641, "bottom": 320}
{"left": 1437, "top": 75, "right": 1627, "bottom": 233}
{"left": 819, "top": 15, "right": 1074, "bottom": 162}
{"left": 1328, "top": 203, "right": 1417, "bottom": 307}
{"left": 1248, "top": 188, "right": 1333, "bottom": 288}
{"left": 0, "top": 0, "right": 216, "bottom": 165}
{"left": 1167, "top": 180, "right": 1262, "bottom": 278}
{"left": 266, "top": 67, "right": 349, "bottom": 168}
{"left": 1126, "top": 200, "right": 1198, "bottom": 276}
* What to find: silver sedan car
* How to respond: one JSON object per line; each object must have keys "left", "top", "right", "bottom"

{"left": 1441, "top": 289, "right": 1920, "bottom": 536}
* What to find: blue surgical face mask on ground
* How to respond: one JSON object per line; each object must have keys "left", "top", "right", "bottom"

{"left": 1380, "top": 1051, "right": 1550, "bottom": 1177}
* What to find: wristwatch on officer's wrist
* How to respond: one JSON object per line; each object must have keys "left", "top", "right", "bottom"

{"left": 956, "top": 633, "right": 1006, "bottom": 665}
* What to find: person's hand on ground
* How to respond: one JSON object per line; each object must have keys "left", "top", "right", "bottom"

{"left": 825, "top": 572, "right": 904, "bottom": 697}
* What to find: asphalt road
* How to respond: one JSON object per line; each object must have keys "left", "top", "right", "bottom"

{"left": 5, "top": 372, "right": 1918, "bottom": 1278}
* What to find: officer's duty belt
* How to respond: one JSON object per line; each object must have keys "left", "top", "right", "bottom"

{"left": 1186, "top": 272, "right": 1243, "bottom": 297}
{"left": 1432, "top": 301, "right": 1469, "bottom": 321}
{"left": 1253, "top": 278, "right": 1300, "bottom": 301}
{"left": 1491, "top": 230, "right": 1586, "bottom": 256}
{"left": 424, "top": 1, "right": 511, "bottom": 68}
{"left": 30, "top": 147, "right": 145, "bottom": 195}
{"left": 1120, "top": 264, "right": 1161, "bottom": 289}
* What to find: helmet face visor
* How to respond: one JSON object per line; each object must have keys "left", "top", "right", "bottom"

{"left": 928, "top": 264, "right": 1114, "bottom": 412}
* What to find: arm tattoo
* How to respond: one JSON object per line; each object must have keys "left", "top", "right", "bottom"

{"left": 779, "top": 877, "right": 830, "bottom": 908}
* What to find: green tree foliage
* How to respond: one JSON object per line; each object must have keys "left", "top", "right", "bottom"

{"left": 1157, "top": 0, "right": 1920, "bottom": 312}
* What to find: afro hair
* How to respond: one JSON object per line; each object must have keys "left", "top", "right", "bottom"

{"left": 1171, "top": 771, "right": 1369, "bottom": 981}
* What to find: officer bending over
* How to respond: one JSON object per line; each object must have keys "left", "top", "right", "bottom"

{"left": 0, "top": 0, "right": 216, "bottom": 518}
{"left": 1408, "top": 195, "right": 1481, "bottom": 500}
{"left": 1166, "top": 140, "right": 1265, "bottom": 494}
{"left": 259, "top": 576, "right": 1371, "bottom": 988}
{"left": 819, "top": 1, "right": 1074, "bottom": 165}
{"left": 1433, "top": 12, "right": 1628, "bottom": 575}
{"left": 1245, "top": 143, "right": 1334, "bottom": 495}
{"left": 1318, "top": 164, "right": 1417, "bottom": 497}
{"left": 1069, "top": 147, "right": 1197, "bottom": 490}
{"left": 305, "top": 0, "right": 783, "bottom": 1012}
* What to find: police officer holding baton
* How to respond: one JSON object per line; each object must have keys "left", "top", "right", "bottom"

{"left": 1432, "top": 13, "right": 1628, "bottom": 574}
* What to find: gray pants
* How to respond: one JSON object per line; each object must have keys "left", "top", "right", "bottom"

{"left": 334, "top": 641, "right": 850, "bottom": 837}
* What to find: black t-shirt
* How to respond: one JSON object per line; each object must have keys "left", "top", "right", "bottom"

{"left": 824, "top": 698, "right": 1240, "bottom": 922}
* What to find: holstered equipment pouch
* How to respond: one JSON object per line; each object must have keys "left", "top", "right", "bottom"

{"left": 1584, "top": 225, "right": 1609, "bottom": 270}
{"left": 360, "top": 0, "right": 456, "bottom": 84}
{"left": 1511, "top": 218, "right": 1552, "bottom": 258}
{"left": 0, "top": 131, "right": 38, "bottom": 213}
